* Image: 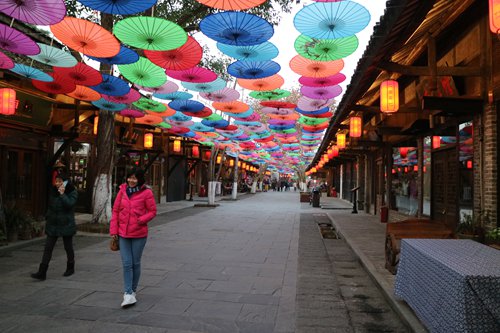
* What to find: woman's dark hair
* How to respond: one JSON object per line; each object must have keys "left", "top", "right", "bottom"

{"left": 126, "top": 167, "right": 145, "bottom": 186}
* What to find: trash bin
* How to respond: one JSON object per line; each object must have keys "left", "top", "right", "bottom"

{"left": 312, "top": 188, "right": 321, "bottom": 207}
{"left": 380, "top": 206, "right": 388, "bottom": 223}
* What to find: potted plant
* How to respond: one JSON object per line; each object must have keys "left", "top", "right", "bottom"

{"left": 456, "top": 213, "right": 485, "bottom": 242}
{"left": 485, "top": 227, "right": 500, "bottom": 250}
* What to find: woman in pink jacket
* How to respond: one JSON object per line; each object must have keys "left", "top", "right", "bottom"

{"left": 110, "top": 168, "right": 157, "bottom": 308}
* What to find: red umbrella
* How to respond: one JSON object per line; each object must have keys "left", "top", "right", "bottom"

{"left": 66, "top": 85, "right": 101, "bottom": 101}
{"left": 54, "top": 62, "right": 103, "bottom": 86}
{"left": 144, "top": 36, "right": 202, "bottom": 70}
{"left": 32, "top": 72, "right": 76, "bottom": 94}
{"left": 166, "top": 66, "right": 217, "bottom": 83}
{"left": 260, "top": 101, "right": 297, "bottom": 109}
{"left": 195, "top": 0, "right": 266, "bottom": 10}
{"left": 103, "top": 89, "right": 141, "bottom": 104}
{"left": 183, "top": 107, "right": 212, "bottom": 118}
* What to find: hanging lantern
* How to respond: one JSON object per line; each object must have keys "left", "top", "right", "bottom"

{"left": 466, "top": 160, "right": 473, "bottom": 169}
{"left": 192, "top": 145, "right": 200, "bottom": 158}
{"left": 337, "top": 133, "right": 346, "bottom": 149}
{"left": 413, "top": 165, "right": 418, "bottom": 172}
{"left": 216, "top": 155, "right": 222, "bottom": 164}
{"left": 349, "top": 116, "right": 362, "bottom": 138}
{"left": 238, "top": 161, "right": 242, "bottom": 168}
{"left": 323, "top": 155, "right": 329, "bottom": 163}
{"left": 173, "top": 139, "right": 181, "bottom": 153}
{"left": 432, "top": 136, "right": 441, "bottom": 149}
{"left": 0, "top": 88, "right": 16, "bottom": 115}
{"left": 144, "top": 133, "right": 153, "bottom": 148}
{"left": 380, "top": 80, "right": 399, "bottom": 114}
{"left": 332, "top": 145, "right": 339, "bottom": 157}
{"left": 399, "top": 147, "right": 409, "bottom": 158}
{"left": 204, "top": 150, "right": 211, "bottom": 160}
{"left": 490, "top": 0, "right": 500, "bottom": 33}
{"left": 93, "top": 115, "right": 99, "bottom": 135}
{"left": 229, "top": 159, "right": 234, "bottom": 167}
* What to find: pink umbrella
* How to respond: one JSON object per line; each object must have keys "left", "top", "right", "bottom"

{"left": 260, "top": 107, "right": 295, "bottom": 116}
{"left": 297, "top": 96, "right": 335, "bottom": 111}
{"left": 167, "top": 119, "right": 195, "bottom": 127}
{"left": 0, "top": 23, "right": 40, "bottom": 55}
{"left": 300, "top": 85, "right": 343, "bottom": 100}
{"left": 233, "top": 113, "right": 261, "bottom": 122}
{"left": 166, "top": 66, "right": 217, "bottom": 83}
{"left": 299, "top": 73, "right": 346, "bottom": 87}
{"left": 167, "top": 126, "right": 191, "bottom": 135}
{"left": 120, "top": 109, "right": 145, "bottom": 118}
{"left": 0, "top": 50, "right": 14, "bottom": 69}
{"left": 0, "top": 0, "right": 66, "bottom": 25}
{"left": 246, "top": 124, "right": 268, "bottom": 133}
{"left": 135, "top": 81, "right": 178, "bottom": 94}
{"left": 268, "top": 119, "right": 296, "bottom": 126}
{"left": 103, "top": 89, "right": 141, "bottom": 104}
{"left": 200, "top": 87, "right": 240, "bottom": 102}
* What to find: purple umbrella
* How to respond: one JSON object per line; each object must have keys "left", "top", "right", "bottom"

{"left": 0, "top": 0, "right": 66, "bottom": 25}
{"left": 200, "top": 87, "right": 240, "bottom": 102}
{"left": 120, "top": 109, "right": 145, "bottom": 118}
{"left": 136, "top": 81, "right": 179, "bottom": 95}
{"left": 0, "top": 23, "right": 40, "bottom": 55}
{"left": 300, "top": 85, "right": 342, "bottom": 100}
{"left": 103, "top": 89, "right": 141, "bottom": 104}
{"left": 260, "top": 107, "right": 295, "bottom": 116}
{"left": 297, "top": 96, "right": 335, "bottom": 111}
{"left": 298, "top": 73, "right": 346, "bottom": 87}
{"left": 166, "top": 66, "right": 217, "bottom": 83}
{"left": 0, "top": 50, "right": 14, "bottom": 69}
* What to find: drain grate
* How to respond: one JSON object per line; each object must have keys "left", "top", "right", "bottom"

{"left": 317, "top": 222, "right": 340, "bottom": 239}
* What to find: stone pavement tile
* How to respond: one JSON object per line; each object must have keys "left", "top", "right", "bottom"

{"left": 148, "top": 297, "right": 193, "bottom": 315}
{"left": 238, "top": 293, "right": 280, "bottom": 305}
{"left": 297, "top": 326, "right": 353, "bottom": 333}
{"left": 205, "top": 280, "right": 253, "bottom": 293}
{"left": 250, "top": 276, "right": 283, "bottom": 295}
{"left": 176, "top": 279, "right": 213, "bottom": 291}
{"left": 2, "top": 314, "right": 95, "bottom": 333}
{"left": 184, "top": 299, "right": 243, "bottom": 320}
{"left": 350, "top": 311, "right": 409, "bottom": 332}
{"left": 73, "top": 290, "right": 136, "bottom": 309}
{"left": 339, "top": 285, "right": 387, "bottom": 299}
{"left": 18, "top": 286, "right": 93, "bottom": 306}
{"left": 221, "top": 265, "right": 261, "bottom": 277}
{"left": 343, "top": 298, "right": 393, "bottom": 314}
{"left": 54, "top": 304, "right": 117, "bottom": 321}
{"left": 0, "top": 283, "right": 43, "bottom": 301}
{"left": 236, "top": 303, "right": 278, "bottom": 323}
{"left": 97, "top": 322, "right": 168, "bottom": 333}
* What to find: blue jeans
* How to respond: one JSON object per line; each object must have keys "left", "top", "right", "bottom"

{"left": 119, "top": 237, "right": 147, "bottom": 294}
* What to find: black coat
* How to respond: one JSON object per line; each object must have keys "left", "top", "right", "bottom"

{"left": 45, "top": 182, "right": 78, "bottom": 237}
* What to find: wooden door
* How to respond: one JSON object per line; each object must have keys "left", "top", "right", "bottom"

{"left": 432, "top": 148, "right": 458, "bottom": 228}
{"left": 5, "top": 149, "right": 36, "bottom": 212}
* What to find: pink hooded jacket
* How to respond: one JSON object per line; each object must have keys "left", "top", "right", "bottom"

{"left": 109, "top": 183, "right": 157, "bottom": 238}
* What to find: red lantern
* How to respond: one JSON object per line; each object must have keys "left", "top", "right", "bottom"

{"left": 173, "top": 139, "right": 181, "bottom": 153}
{"left": 144, "top": 133, "right": 153, "bottom": 148}
{"left": 332, "top": 145, "right": 339, "bottom": 157}
{"left": 349, "top": 116, "right": 362, "bottom": 138}
{"left": 204, "top": 150, "right": 211, "bottom": 160}
{"left": 432, "top": 136, "right": 441, "bottom": 149}
{"left": 380, "top": 80, "right": 399, "bottom": 114}
{"left": 399, "top": 147, "right": 409, "bottom": 158}
{"left": 337, "top": 133, "right": 346, "bottom": 149}
{"left": 192, "top": 145, "right": 200, "bottom": 158}
{"left": 413, "top": 165, "right": 418, "bottom": 172}
{"left": 0, "top": 88, "right": 16, "bottom": 115}
{"left": 467, "top": 160, "right": 473, "bottom": 169}
{"left": 490, "top": 0, "right": 500, "bottom": 33}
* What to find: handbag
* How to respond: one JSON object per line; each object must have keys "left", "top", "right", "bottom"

{"left": 110, "top": 237, "right": 119, "bottom": 251}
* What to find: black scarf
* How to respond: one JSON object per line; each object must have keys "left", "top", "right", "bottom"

{"left": 126, "top": 185, "right": 141, "bottom": 198}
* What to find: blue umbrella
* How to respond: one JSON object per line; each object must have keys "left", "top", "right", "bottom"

{"left": 78, "top": 0, "right": 157, "bottom": 15}
{"left": 217, "top": 41, "right": 279, "bottom": 61}
{"left": 190, "top": 123, "right": 215, "bottom": 132}
{"left": 294, "top": 1, "right": 371, "bottom": 39}
{"left": 154, "top": 91, "right": 193, "bottom": 101}
{"left": 90, "top": 74, "right": 130, "bottom": 96}
{"left": 269, "top": 124, "right": 295, "bottom": 131}
{"left": 169, "top": 99, "right": 205, "bottom": 113}
{"left": 178, "top": 131, "right": 196, "bottom": 138}
{"left": 167, "top": 112, "right": 192, "bottom": 122}
{"left": 92, "top": 98, "right": 126, "bottom": 112}
{"left": 182, "top": 78, "right": 227, "bottom": 93}
{"left": 295, "top": 107, "right": 330, "bottom": 115}
{"left": 234, "top": 120, "right": 261, "bottom": 126}
{"left": 87, "top": 45, "right": 139, "bottom": 65}
{"left": 202, "top": 119, "right": 230, "bottom": 128}
{"left": 227, "top": 60, "right": 280, "bottom": 79}
{"left": 10, "top": 63, "right": 53, "bottom": 81}
{"left": 200, "top": 11, "right": 274, "bottom": 46}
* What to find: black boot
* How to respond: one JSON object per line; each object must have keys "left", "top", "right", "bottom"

{"left": 31, "top": 263, "right": 48, "bottom": 280}
{"left": 63, "top": 261, "right": 74, "bottom": 277}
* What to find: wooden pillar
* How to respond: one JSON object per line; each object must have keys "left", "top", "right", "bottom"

{"left": 364, "top": 153, "right": 372, "bottom": 214}
{"left": 417, "top": 137, "right": 424, "bottom": 218}
{"left": 385, "top": 144, "right": 393, "bottom": 209}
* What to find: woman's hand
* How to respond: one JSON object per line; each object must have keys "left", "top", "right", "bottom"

{"left": 111, "top": 234, "right": 118, "bottom": 240}
{"left": 58, "top": 185, "right": 65, "bottom": 195}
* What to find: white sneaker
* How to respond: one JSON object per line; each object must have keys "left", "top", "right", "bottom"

{"left": 121, "top": 293, "right": 137, "bottom": 307}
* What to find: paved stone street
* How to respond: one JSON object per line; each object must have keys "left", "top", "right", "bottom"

{"left": 0, "top": 191, "right": 407, "bottom": 333}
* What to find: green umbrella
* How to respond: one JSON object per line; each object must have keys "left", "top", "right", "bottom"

{"left": 206, "top": 113, "right": 223, "bottom": 121}
{"left": 133, "top": 98, "right": 167, "bottom": 112}
{"left": 118, "top": 57, "right": 166, "bottom": 88}
{"left": 294, "top": 35, "right": 359, "bottom": 62}
{"left": 113, "top": 16, "right": 187, "bottom": 51}
{"left": 282, "top": 128, "right": 297, "bottom": 134}
{"left": 249, "top": 89, "right": 291, "bottom": 100}
{"left": 156, "top": 122, "right": 172, "bottom": 129}
{"left": 298, "top": 116, "right": 329, "bottom": 126}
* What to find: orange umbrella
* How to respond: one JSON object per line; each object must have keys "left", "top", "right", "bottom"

{"left": 51, "top": 17, "right": 120, "bottom": 58}
{"left": 135, "top": 114, "right": 163, "bottom": 125}
{"left": 212, "top": 101, "right": 249, "bottom": 114}
{"left": 289, "top": 55, "right": 344, "bottom": 78}
{"left": 66, "top": 85, "right": 101, "bottom": 101}
{"left": 237, "top": 74, "right": 284, "bottom": 91}
{"left": 146, "top": 106, "right": 176, "bottom": 117}
{"left": 268, "top": 113, "right": 300, "bottom": 121}
{"left": 196, "top": 0, "right": 266, "bottom": 10}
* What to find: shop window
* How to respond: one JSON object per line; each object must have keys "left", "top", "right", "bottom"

{"left": 391, "top": 147, "right": 418, "bottom": 216}
{"left": 423, "top": 137, "right": 432, "bottom": 216}
{"left": 458, "top": 121, "right": 473, "bottom": 220}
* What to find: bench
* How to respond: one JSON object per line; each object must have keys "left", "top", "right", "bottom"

{"left": 385, "top": 219, "right": 455, "bottom": 274}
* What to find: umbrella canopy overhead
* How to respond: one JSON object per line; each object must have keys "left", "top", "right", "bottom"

{"left": 78, "top": 0, "right": 156, "bottom": 15}
{"left": 153, "top": 91, "right": 193, "bottom": 101}
{"left": 299, "top": 73, "right": 346, "bottom": 87}
{"left": 51, "top": 17, "right": 120, "bottom": 58}
{"left": 0, "top": 23, "right": 40, "bottom": 55}
{"left": 144, "top": 36, "right": 202, "bottom": 70}
{"left": 166, "top": 66, "right": 217, "bottom": 83}
{"left": 28, "top": 43, "right": 77, "bottom": 67}
{"left": 103, "top": 89, "right": 141, "bottom": 104}
{"left": 290, "top": 55, "right": 344, "bottom": 77}
{"left": 117, "top": 57, "right": 167, "bottom": 88}
{"left": 300, "top": 85, "right": 342, "bottom": 99}
{"left": 66, "top": 85, "right": 102, "bottom": 102}
{"left": 0, "top": 50, "right": 14, "bottom": 69}
{"left": 90, "top": 74, "right": 130, "bottom": 96}
{"left": 113, "top": 16, "right": 187, "bottom": 51}
{"left": 120, "top": 109, "right": 145, "bottom": 118}
{"left": 294, "top": 35, "right": 358, "bottom": 61}
{"left": 249, "top": 89, "right": 290, "bottom": 100}
{"left": 195, "top": 0, "right": 266, "bottom": 10}
{"left": 168, "top": 99, "right": 206, "bottom": 113}
{"left": 133, "top": 98, "right": 167, "bottom": 112}
{"left": 136, "top": 81, "right": 178, "bottom": 95}
{"left": 200, "top": 87, "right": 240, "bottom": 102}
{"left": 213, "top": 101, "right": 249, "bottom": 114}
{"left": 237, "top": 74, "right": 284, "bottom": 91}
{"left": 32, "top": 72, "right": 76, "bottom": 94}
{"left": 227, "top": 60, "right": 280, "bottom": 79}
{"left": 87, "top": 45, "right": 139, "bottom": 65}
{"left": 10, "top": 63, "right": 53, "bottom": 81}
{"left": 200, "top": 11, "right": 274, "bottom": 46}
{"left": 217, "top": 41, "right": 279, "bottom": 61}
{"left": 182, "top": 78, "right": 227, "bottom": 93}
{"left": 54, "top": 62, "right": 103, "bottom": 86}
{"left": 92, "top": 98, "right": 127, "bottom": 112}
{"left": 0, "top": 0, "right": 66, "bottom": 25}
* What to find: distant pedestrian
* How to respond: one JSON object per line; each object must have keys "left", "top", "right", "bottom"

{"left": 110, "top": 168, "right": 157, "bottom": 308}
{"left": 31, "top": 172, "right": 78, "bottom": 281}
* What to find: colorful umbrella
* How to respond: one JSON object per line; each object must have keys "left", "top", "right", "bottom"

{"left": 300, "top": 85, "right": 342, "bottom": 99}
{"left": 146, "top": 106, "right": 176, "bottom": 117}
{"left": 294, "top": 1, "right": 371, "bottom": 39}
{"left": 103, "top": 89, "right": 141, "bottom": 104}
{"left": 261, "top": 101, "right": 297, "bottom": 109}
{"left": 54, "top": 62, "right": 102, "bottom": 86}
{"left": 51, "top": 17, "right": 120, "bottom": 58}
{"left": 298, "top": 116, "right": 329, "bottom": 126}
{"left": 136, "top": 81, "right": 178, "bottom": 95}
{"left": 294, "top": 35, "right": 358, "bottom": 61}
{"left": 0, "top": 50, "right": 14, "bottom": 69}
{"left": 119, "top": 109, "right": 145, "bottom": 118}
{"left": 290, "top": 55, "right": 343, "bottom": 78}
{"left": 261, "top": 107, "right": 295, "bottom": 116}
{"left": 144, "top": 36, "right": 202, "bottom": 70}
{"left": 190, "top": 122, "right": 215, "bottom": 132}
{"left": 200, "top": 87, "right": 240, "bottom": 102}
{"left": 0, "top": 0, "right": 66, "bottom": 25}
{"left": 227, "top": 60, "right": 280, "bottom": 79}
{"left": 135, "top": 114, "right": 163, "bottom": 125}
{"left": 200, "top": 11, "right": 273, "bottom": 46}
{"left": 66, "top": 85, "right": 101, "bottom": 101}
{"left": 183, "top": 107, "right": 213, "bottom": 118}
{"left": 213, "top": 101, "right": 249, "bottom": 114}
{"left": 299, "top": 73, "right": 346, "bottom": 87}
{"left": 202, "top": 118, "right": 230, "bottom": 128}
{"left": 249, "top": 89, "right": 290, "bottom": 100}
{"left": 295, "top": 106, "right": 330, "bottom": 115}
{"left": 133, "top": 98, "right": 167, "bottom": 112}
{"left": 268, "top": 113, "right": 300, "bottom": 121}
{"left": 78, "top": 0, "right": 156, "bottom": 15}
{"left": 195, "top": 0, "right": 266, "bottom": 10}
{"left": 32, "top": 72, "right": 76, "bottom": 94}
{"left": 297, "top": 96, "right": 335, "bottom": 111}
{"left": 224, "top": 107, "right": 254, "bottom": 119}
{"left": 217, "top": 41, "right": 279, "bottom": 61}
{"left": 237, "top": 74, "right": 284, "bottom": 91}
{"left": 118, "top": 57, "right": 166, "bottom": 88}
{"left": 166, "top": 66, "right": 217, "bottom": 83}
{"left": 92, "top": 98, "right": 126, "bottom": 112}
{"left": 10, "top": 63, "right": 53, "bottom": 81}
{"left": 0, "top": 23, "right": 40, "bottom": 55}
{"left": 182, "top": 78, "right": 227, "bottom": 93}
{"left": 87, "top": 45, "right": 139, "bottom": 65}
{"left": 113, "top": 16, "right": 187, "bottom": 51}
{"left": 90, "top": 74, "right": 130, "bottom": 96}
{"left": 167, "top": 112, "right": 192, "bottom": 122}
{"left": 169, "top": 99, "right": 205, "bottom": 113}
{"left": 28, "top": 43, "right": 77, "bottom": 67}
{"left": 153, "top": 91, "right": 192, "bottom": 101}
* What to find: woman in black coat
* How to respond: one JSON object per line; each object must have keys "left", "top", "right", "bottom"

{"left": 31, "top": 172, "right": 78, "bottom": 280}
